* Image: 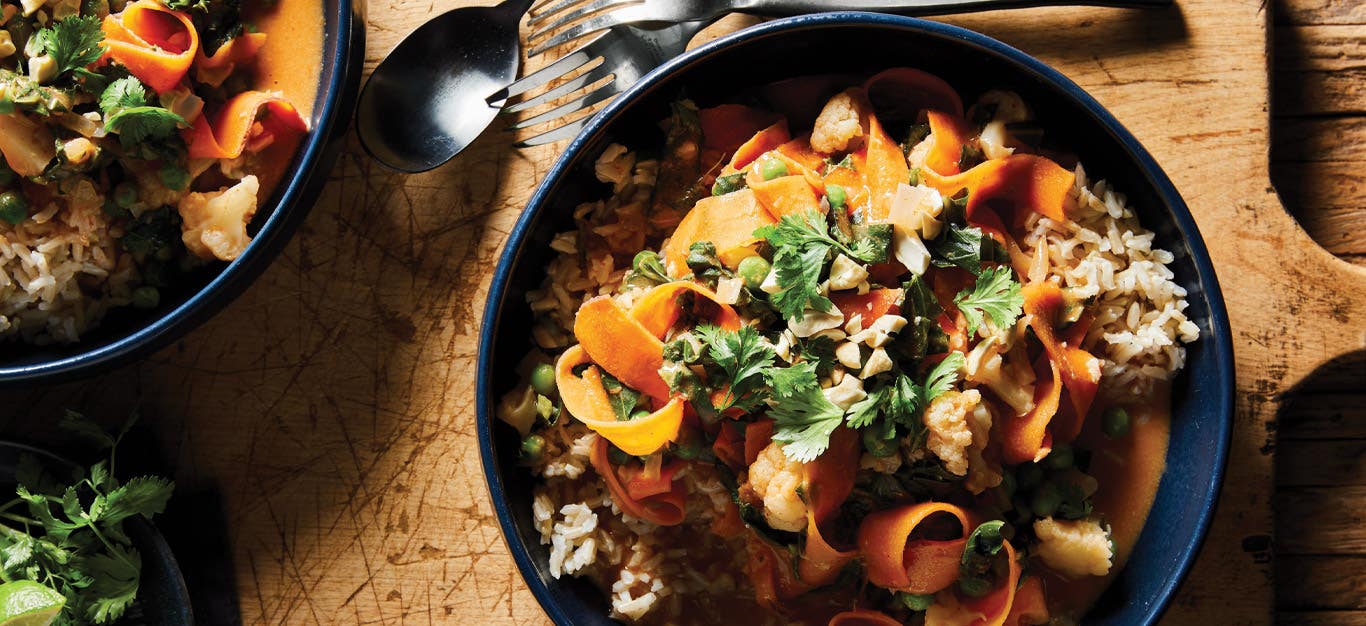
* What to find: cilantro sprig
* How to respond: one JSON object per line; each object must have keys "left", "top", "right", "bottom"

{"left": 847, "top": 353, "right": 965, "bottom": 450}
{"left": 765, "top": 362, "right": 846, "bottom": 463}
{"left": 98, "top": 78, "right": 186, "bottom": 147}
{"left": 953, "top": 266, "right": 1025, "bottom": 335}
{"left": 754, "top": 210, "right": 888, "bottom": 322}
{"left": 29, "top": 16, "right": 105, "bottom": 82}
{"left": 0, "top": 411, "right": 174, "bottom": 626}
{"left": 695, "top": 324, "right": 774, "bottom": 413}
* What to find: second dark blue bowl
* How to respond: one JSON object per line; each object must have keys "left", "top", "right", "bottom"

{"left": 479, "top": 13, "right": 1234, "bottom": 625}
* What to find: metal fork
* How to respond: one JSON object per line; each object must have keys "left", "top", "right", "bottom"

{"left": 525, "top": 0, "right": 1171, "bottom": 54}
{"left": 489, "top": 19, "right": 708, "bottom": 146}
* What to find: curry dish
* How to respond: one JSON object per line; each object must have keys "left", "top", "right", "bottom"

{"left": 0, "top": 0, "right": 321, "bottom": 343}
{"left": 500, "top": 69, "right": 1200, "bottom": 625}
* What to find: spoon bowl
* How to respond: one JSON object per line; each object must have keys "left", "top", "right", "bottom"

{"left": 358, "top": 0, "right": 533, "bottom": 172}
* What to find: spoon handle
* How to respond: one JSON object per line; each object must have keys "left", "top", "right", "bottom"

{"left": 733, "top": 0, "right": 1170, "bottom": 14}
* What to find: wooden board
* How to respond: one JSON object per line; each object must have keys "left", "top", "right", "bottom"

{"left": 3, "top": 0, "right": 1365, "bottom": 624}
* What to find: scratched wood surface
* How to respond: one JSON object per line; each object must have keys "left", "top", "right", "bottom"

{"left": 1269, "top": 0, "right": 1366, "bottom": 623}
{"left": 1, "top": 0, "right": 1364, "bottom": 624}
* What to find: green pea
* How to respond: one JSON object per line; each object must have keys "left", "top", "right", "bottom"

{"left": 0, "top": 191, "right": 28, "bottom": 225}
{"left": 155, "top": 245, "right": 175, "bottom": 262}
{"left": 959, "top": 576, "right": 993, "bottom": 598}
{"left": 1102, "top": 406, "right": 1132, "bottom": 438}
{"left": 862, "top": 427, "right": 897, "bottom": 458}
{"left": 130, "top": 286, "right": 160, "bottom": 309}
{"left": 160, "top": 164, "right": 190, "bottom": 190}
{"left": 825, "top": 183, "right": 847, "bottom": 210}
{"left": 1030, "top": 481, "right": 1061, "bottom": 518}
{"left": 759, "top": 156, "right": 788, "bottom": 181}
{"left": 520, "top": 434, "right": 546, "bottom": 463}
{"left": 1044, "top": 444, "right": 1074, "bottom": 470}
{"left": 736, "top": 255, "right": 771, "bottom": 290}
{"left": 114, "top": 182, "right": 139, "bottom": 208}
{"left": 1017, "top": 463, "right": 1044, "bottom": 490}
{"left": 630, "top": 408, "right": 650, "bottom": 421}
{"left": 530, "top": 362, "right": 556, "bottom": 396}
{"left": 897, "top": 592, "right": 934, "bottom": 612}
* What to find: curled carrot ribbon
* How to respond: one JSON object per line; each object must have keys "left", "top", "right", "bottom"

{"left": 588, "top": 437, "right": 686, "bottom": 526}
{"left": 828, "top": 610, "right": 903, "bottom": 626}
{"left": 195, "top": 32, "right": 267, "bottom": 86}
{"left": 554, "top": 346, "right": 684, "bottom": 457}
{"left": 186, "top": 91, "right": 308, "bottom": 160}
{"left": 1002, "top": 281, "right": 1101, "bottom": 463}
{"left": 101, "top": 0, "right": 198, "bottom": 94}
{"left": 858, "top": 501, "right": 973, "bottom": 594}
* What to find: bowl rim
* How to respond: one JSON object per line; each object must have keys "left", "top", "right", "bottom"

{"left": 0, "top": 0, "right": 361, "bottom": 384}
{"left": 477, "top": 12, "right": 1234, "bottom": 626}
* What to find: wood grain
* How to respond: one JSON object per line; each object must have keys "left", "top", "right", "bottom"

{"left": 0, "top": 0, "right": 1360, "bottom": 624}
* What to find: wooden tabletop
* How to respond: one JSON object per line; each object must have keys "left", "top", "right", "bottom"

{"left": 1, "top": 0, "right": 1364, "bottom": 624}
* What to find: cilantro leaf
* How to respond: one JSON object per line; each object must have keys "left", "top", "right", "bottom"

{"left": 923, "top": 352, "right": 966, "bottom": 403}
{"left": 59, "top": 410, "right": 116, "bottom": 451}
{"left": 696, "top": 324, "right": 774, "bottom": 412}
{"left": 845, "top": 389, "right": 885, "bottom": 429}
{"left": 30, "top": 16, "right": 105, "bottom": 79}
{"left": 104, "top": 107, "right": 186, "bottom": 145}
{"left": 766, "top": 362, "right": 845, "bottom": 463}
{"left": 953, "top": 266, "right": 1024, "bottom": 335}
{"left": 99, "top": 476, "right": 173, "bottom": 524}
{"left": 98, "top": 77, "right": 149, "bottom": 113}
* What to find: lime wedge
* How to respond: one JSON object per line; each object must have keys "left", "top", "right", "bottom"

{"left": 0, "top": 581, "right": 64, "bottom": 626}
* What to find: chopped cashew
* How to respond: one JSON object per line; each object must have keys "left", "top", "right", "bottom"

{"left": 859, "top": 347, "right": 893, "bottom": 379}
{"left": 835, "top": 341, "right": 863, "bottom": 370}
{"left": 1033, "top": 517, "right": 1114, "bottom": 578}
{"left": 0, "top": 32, "right": 14, "bottom": 59}
{"left": 810, "top": 90, "right": 864, "bottom": 153}
{"left": 28, "top": 54, "right": 56, "bottom": 84}
{"left": 823, "top": 373, "right": 866, "bottom": 411}
{"left": 178, "top": 175, "right": 260, "bottom": 261}
{"left": 746, "top": 442, "right": 809, "bottom": 532}
{"left": 789, "top": 306, "right": 845, "bottom": 338}
{"left": 979, "top": 120, "right": 1015, "bottom": 161}
{"left": 827, "top": 254, "right": 869, "bottom": 291}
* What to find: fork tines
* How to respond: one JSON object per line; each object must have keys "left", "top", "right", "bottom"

{"left": 525, "top": 0, "right": 645, "bottom": 56}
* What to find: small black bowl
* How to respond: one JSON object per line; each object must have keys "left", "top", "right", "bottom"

{"left": 0, "top": 0, "right": 366, "bottom": 386}
{"left": 0, "top": 441, "right": 192, "bottom": 625}
{"left": 478, "top": 13, "right": 1234, "bottom": 626}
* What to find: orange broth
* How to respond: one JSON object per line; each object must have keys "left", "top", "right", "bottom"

{"left": 242, "top": 0, "right": 324, "bottom": 195}
{"left": 1048, "top": 383, "right": 1172, "bottom": 615}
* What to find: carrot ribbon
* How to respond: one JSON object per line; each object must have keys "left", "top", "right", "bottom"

{"left": 1002, "top": 282, "right": 1102, "bottom": 463}
{"left": 828, "top": 610, "right": 903, "bottom": 626}
{"left": 858, "top": 501, "right": 972, "bottom": 594}
{"left": 186, "top": 91, "right": 308, "bottom": 160}
{"left": 554, "top": 346, "right": 685, "bottom": 456}
{"left": 589, "top": 437, "right": 686, "bottom": 526}
{"left": 195, "top": 32, "right": 267, "bottom": 86}
{"left": 101, "top": 0, "right": 198, "bottom": 94}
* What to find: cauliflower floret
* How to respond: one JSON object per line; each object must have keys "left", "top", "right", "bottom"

{"left": 178, "top": 175, "right": 260, "bottom": 261}
{"left": 1033, "top": 517, "right": 1114, "bottom": 578}
{"left": 746, "top": 441, "right": 809, "bottom": 532}
{"left": 810, "top": 90, "right": 864, "bottom": 153}
{"left": 964, "top": 401, "right": 1002, "bottom": 494}
{"left": 965, "top": 336, "right": 1036, "bottom": 416}
{"left": 923, "top": 389, "right": 981, "bottom": 476}
{"left": 594, "top": 143, "right": 635, "bottom": 190}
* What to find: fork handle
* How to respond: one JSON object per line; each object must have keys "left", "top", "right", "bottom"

{"left": 732, "top": 0, "right": 1170, "bottom": 14}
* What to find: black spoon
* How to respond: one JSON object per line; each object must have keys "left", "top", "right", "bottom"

{"left": 356, "top": 0, "right": 535, "bottom": 173}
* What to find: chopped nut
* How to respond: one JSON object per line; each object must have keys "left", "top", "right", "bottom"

{"left": 835, "top": 341, "right": 862, "bottom": 370}
{"left": 859, "top": 347, "right": 893, "bottom": 379}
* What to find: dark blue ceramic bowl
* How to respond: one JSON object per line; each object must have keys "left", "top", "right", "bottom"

{"left": 0, "top": 1, "right": 365, "bottom": 385}
{"left": 478, "top": 13, "right": 1234, "bottom": 625}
